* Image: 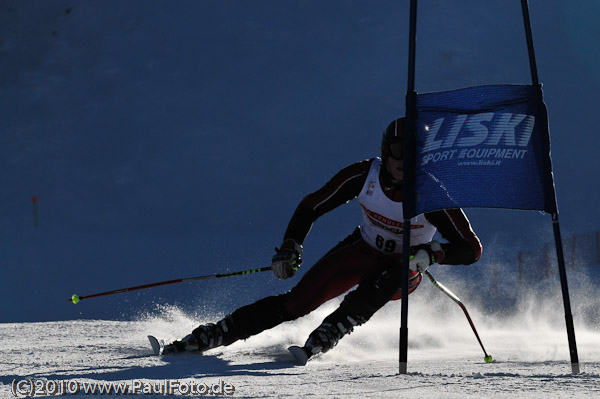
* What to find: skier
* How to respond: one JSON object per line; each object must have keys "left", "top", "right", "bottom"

{"left": 160, "top": 117, "right": 482, "bottom": 362}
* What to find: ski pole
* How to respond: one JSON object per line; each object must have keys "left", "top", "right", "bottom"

{"left": 69, "top": 266, "right": 272, "bottom": 304}
{"left": 424, "top": 270, "right": 493, "bottom": 363}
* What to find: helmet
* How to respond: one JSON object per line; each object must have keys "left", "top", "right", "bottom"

{"left": 381, "top": 117, "right": 405, "bottom": 161}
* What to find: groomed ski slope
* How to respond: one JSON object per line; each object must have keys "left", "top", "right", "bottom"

{"left": 2, "top": 294, "right": 599, "bottom": 398}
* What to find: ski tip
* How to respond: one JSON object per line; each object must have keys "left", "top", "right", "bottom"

{"left": 288, "top": 345, "right": 310, "bottom": 366}
{"left": 148, "top": 335, "right": 163, "bottom": 356}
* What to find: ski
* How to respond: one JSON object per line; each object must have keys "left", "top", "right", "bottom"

{"left": 288, "top": 345, "right": 311, "bottom": 366}
{"left": 148, "top": 335, "right": 164, "bottom": 356}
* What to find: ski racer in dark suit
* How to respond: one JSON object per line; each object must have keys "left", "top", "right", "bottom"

{"left": 162, "top": 117, "right": 482, "bottom": 361}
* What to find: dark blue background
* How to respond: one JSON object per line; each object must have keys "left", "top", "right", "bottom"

{"left": 1, "top": 0, "right": 599, "bottom": 322}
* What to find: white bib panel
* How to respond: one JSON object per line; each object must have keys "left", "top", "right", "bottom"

{"left": 358, "top": 158, "right": 437, "bottom": 254}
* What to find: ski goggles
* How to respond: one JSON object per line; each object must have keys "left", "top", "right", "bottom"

{"left": 388, "top": 140, "right": 404, "bottom": 160}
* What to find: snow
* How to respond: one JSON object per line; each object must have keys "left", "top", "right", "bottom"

{"left": 2, "top": 288, "right": 599, "bottom": 398}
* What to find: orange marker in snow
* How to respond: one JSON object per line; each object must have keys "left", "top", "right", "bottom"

{"left": 32, "top": 196, "right": 38, "bottom": 227}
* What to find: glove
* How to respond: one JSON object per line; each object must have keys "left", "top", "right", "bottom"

{"left": 409, "top": 241, "right": 444, "bottom": 273}
{"left": 271, "top": 239, "right": 303, "bottom": 280}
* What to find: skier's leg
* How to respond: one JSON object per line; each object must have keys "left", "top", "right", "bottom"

{"left": 284, "top": 228, "right": 379, "bottom": 318}
{"left": 299, "top": 261, "right": 422, "bottom": 359}
{"left": 186, "top": 228, "right": 374, "bottom": 354}
{"left": 165, "top": 229, "right": 380, "bottom": 354}
{"left": 164, "top": 294, "right": 290, "bottom": 354}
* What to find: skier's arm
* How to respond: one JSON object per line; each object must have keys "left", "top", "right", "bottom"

{"left": 282, "top": 159, "right": 372, "bottom": 244}
{"left": 424, "top": 208, "right": 482, "bottom": 265}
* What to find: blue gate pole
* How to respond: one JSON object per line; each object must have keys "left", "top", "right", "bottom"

{"left": 400, "top": 0, "right": 418, "bottom": 375}
{"left": 521, "top": 0, "right": 579, "bottom": 374}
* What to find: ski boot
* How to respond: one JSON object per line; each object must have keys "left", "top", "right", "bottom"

{"left": 289, "top": 315, "right": 360, "bottom": 365}
{"left": 161, "top": 333, "right": 198, "bottom": 355}
{"left": 162, "top": 317, "right": 233, "bottom": 355}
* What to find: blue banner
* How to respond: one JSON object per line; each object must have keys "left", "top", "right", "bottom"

{"left": 411, "top": 84, "right": 557, "bottom": 217}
